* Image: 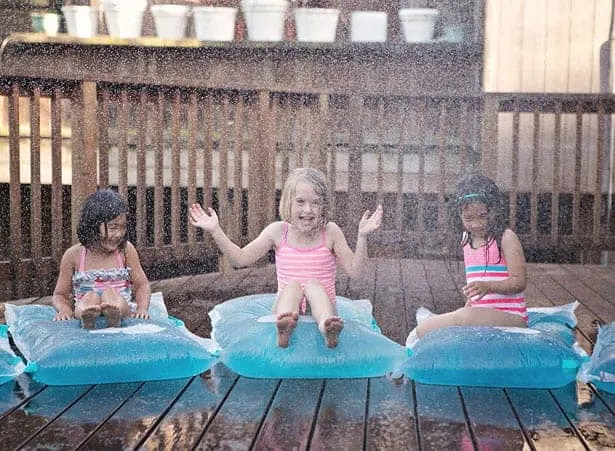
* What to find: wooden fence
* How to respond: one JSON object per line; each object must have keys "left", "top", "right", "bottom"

{"left": 1, "top": 45, "right": 614, "bottom": 299}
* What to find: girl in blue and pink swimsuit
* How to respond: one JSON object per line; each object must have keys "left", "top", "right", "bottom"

{"left": 52, "top": 189, "right": 151, "bottom": 329}
{"left": 415, "top": 174, "right": 528, "bottom": 339}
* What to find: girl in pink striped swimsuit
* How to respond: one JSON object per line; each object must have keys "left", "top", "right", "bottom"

{"left": 190, "top": 168, "right": 382, "bottom": 348}
{"left": 52, "top": 189, "right": 151, "bottom": 329}
{"left": 415, "top": 174, "right": 528, "bottom": 339}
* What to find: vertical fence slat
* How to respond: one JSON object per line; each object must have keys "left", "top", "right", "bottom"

{"left": 346, "top": 94, "right": 364, "bottom": 246}
{"left": 267, "top": 93, "right": 278, "bottom": 225}
{"left": 154, "top": 90, "right": 165, "bottom": 249}
{"left": 395, "top": 98, "right": 407, "bottom": 234}
{"left": 552, "top": 102, "right": 562, "bottom": 241}
{"left": 573, "top": 103, "right": 583, "bottom": 237}
{"left": 218, "top": 93, "right": 231, "bottom": 263}
{"left": 118, "top": 88, "right": 129, "bottom": 200}
{"left": 98, "top": 88, "right": 110, "bottom": 189}
{"left": 8, "top": 84, "right": 23, "bottom": 298}
{"left": 170, "top": 89, "right": 181, "bottom": 251}
{"left": 376, "top": 97, "right": 385, "bottom": 206}
{"left": 459, "top": 101, "right": 469, "bottom": 173}
{"left": 203, "top": 93, "right": 213, "bottom": 211}
{"left": 510, "top": 101, "right": 520, "bottom": 230}
{"left": 530, "top": 109, "right": 540, "bottom": 244}
{"left": 50, "top": 87, "right": 63, "bottom": 263}
{"left": 437, "top": 100, "right": 447, "bottom": 231}
{"left": 136, "top": 88, "right": 147, "bottom": 248}
{"left": 71, "top": 81, "right": 98, "bottom": 243}
{"left": 594, "top": 100, "right": 605, "bottom": 242}
{"left": 30, "top": 87, "right": 42, "bottom": 294}
{"left": 187, "top": 90, "right": 198, "bottom": 256}
{"left": 480, "top": 94, "right": 499, "bottom": 179}
{"left": 416, "top": 98, "right": 426, "bottom": 234}
{"left": 232, "top": 93, "right": 244, "bottom": 241}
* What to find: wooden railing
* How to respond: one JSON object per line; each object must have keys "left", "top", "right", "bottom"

{"left": 1, "top": 36, "right": 614, "bottom": 299}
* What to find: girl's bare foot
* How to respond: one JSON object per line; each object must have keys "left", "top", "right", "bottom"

{"left": 322, "top": 317, "right": 344, "bottom": 348}
{"left": 102, "top": 305, "right": 122, "bottom": 328}
{"left": 276, "top": 312, "right": 298, "bottom": 348}
{"left": 80, "top": 306, "right": 101, "bottom": 330}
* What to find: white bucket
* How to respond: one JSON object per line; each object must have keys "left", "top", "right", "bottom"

{"left": 102, "top": 0, "right": 147, "bottom": 39}
{"left": 242, "top": 0, "right": 288, "bottom": 42}
{"left": 151, "top": 5, "right": 190, "bottom": 40}
{"left": 350, "top": 11, "right": 387, "bottom": 43}
{"left": 62, "top": 6, "right": 99, "bottom": 38}
{"left": 192, "top": 6, "right": 237, "bottom": 42}
{"left": 399, "top": 8, "right": 438, "bottom": 43}
{"left": 294, "top": 8, "right": 339, "bottom": 43}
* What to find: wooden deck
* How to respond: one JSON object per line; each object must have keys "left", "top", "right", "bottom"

{"left": 1, "top": 258, "right": 615, "bottom": 450}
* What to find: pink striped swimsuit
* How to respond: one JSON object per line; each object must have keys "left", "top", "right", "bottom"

{"left": 72, "top": 247, "right": 134, "bottom": 307}
{"left": 275, "top": 222, "right": 337, "bottom": 314}
{"left": 464, "top": 237, "right": 528, "bottom": 322}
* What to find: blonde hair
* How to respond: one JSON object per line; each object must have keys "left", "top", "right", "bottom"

{"left": 279, "top": 168, "right": 330, "bottom": 224}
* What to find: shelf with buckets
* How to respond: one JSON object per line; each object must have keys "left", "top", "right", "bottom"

{"left": 58, "top": 1, "right": 442, "bottom": 44}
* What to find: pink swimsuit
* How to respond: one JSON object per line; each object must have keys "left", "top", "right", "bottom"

{"left": 464, "top": 237, "right": 528, "bottom": 322}
{"left": 275, "top": 223, "right": 337, "bottom": 314}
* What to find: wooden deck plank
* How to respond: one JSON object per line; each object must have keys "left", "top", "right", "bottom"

{"left": 460, "top": 386, "right": 529, "bottom": 450}
{"left": 0, "top": 384, "right": 93, "bottom": 449}
{"left": 139, "top": 367, "right": 238, "bottom": 450}
{"left": 193, "top": 377, "right": 278, "bottom": 450}
{"left": 414, "top": 383, "right": 471, "bottom": 450}
{"left": 253, "top": 379, "right": 322, "bottom": 450}
{"left": 0, "top": 375, "right": 45, "bottom": 417}
{"left": 310, "top": 379, "right": 368, "bottom": 450}
{"left": 506, "top": 386, "right": 588, "bottom": 450}
{"left": 550, "top": 383, "right": 615, "bottom": 449}
{"left": 22, "top": 382, "right": 142, "bottom": 449}
{"left": 366, "top": 377, "right": 418, "bottom": 450}
{"left": 373, "top": 259, "right": 407, "bottom": 345}
{"left": 78, "top": 378, "right": 192, "bottom": 450}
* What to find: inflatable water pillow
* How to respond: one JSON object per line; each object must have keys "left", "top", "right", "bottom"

{"left": 0, "top": 325, "right": 25, "bottom": 385}
{"left": 4, "top": 292, "right": 218, "bottom": 385}
{"left": 401, "top": 302, "right": 588, "bottom": 389}
{"left": 209, "top": 293, "right": 406, "bottom": 379}
{"left": 579, "top": 322, "right": 615, "bottom": 393}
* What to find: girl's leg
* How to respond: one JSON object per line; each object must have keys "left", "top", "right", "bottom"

{"left": 275, "top": 282, "right": 302, "bottom": 348}
{"left": 304, "top": 280, "right": 343, "bottom": 348}
{"left": 100, "top": 289, "right": 131, "bottom": 328}
{"left": 74, "top": 292, "right": 102, "bottom": 329}
{"left": 416, "top": 307, "right": 527, "bottom": 338}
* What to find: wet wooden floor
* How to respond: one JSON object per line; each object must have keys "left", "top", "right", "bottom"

{"left": 1, "top": 258, "right": 614, "bottom": 450}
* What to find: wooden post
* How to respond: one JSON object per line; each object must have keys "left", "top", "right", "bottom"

{"left": 480, "top": 94, "right": 499, "bottom": 179}
{"left": 71, "top": 81, "right": 99, "bottom": 242}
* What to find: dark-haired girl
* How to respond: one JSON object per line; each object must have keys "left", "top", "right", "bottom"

{"left": 412, "top": 174, "right": 528, "bottom": 341}
{"left": 52, "top": 189, "right": 151, "bottom": 329}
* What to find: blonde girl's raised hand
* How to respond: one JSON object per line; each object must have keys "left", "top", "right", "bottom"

{"left": 358, "top": 204, "right": 383, "bottom": 236}
{"left": 189, "top": 204, "right": 219, "bottom": 233}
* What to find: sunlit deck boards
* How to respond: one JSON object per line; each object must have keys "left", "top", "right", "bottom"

{"left": 1, "top": 259, "right": 615, "bottom": 449}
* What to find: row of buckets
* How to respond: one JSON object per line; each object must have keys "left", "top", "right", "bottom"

{"left": 61, "top": 1, "right": 442, "bottom": 43}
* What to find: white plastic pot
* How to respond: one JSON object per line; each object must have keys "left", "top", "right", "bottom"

{"left": 242, "top": 0, "right": 289, "bottom": 42}
{"left": 192, "top": 6, "right": 237, "bottom": 42}
{"left": 102, "top": 0, "right": 147, "bottom": 39}
{"left": 399, "top": 8, "right": 438, "bottom": 43}
{"left": 294, "top": 8, "right": 339, "bottom": 43}
{"left": 350, "top": 11, "right": 387, "bottom": 43}
{"left": 151, "top": 4, "right": 190, "bottom": 40}
{"left": 62, "top": 5, "right": 99, "bottom": 38}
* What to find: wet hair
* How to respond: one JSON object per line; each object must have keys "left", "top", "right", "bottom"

{"left": 77, "top": 189, "right": 128, "bottom": 249}
{"left": 447, "top": 174, "right": 507, "bottom": 262}
{"left": 279, "top": 167, "right": 330, "bottom": 225}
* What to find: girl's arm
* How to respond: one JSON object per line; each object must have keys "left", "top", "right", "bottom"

{"left": 125, "top": 242, "right": 151, "bottom": 319}
{"left": 189, "top": 204, "right": 277, "bottom": 267}
{"left": 52, "top": 247, "right": 77, "bottom": 320}
{"left": 333, "top": 205, "right": 383, "bottom": 278}
{"left": 463, "top": 229, "right": 527, "bottom": 299}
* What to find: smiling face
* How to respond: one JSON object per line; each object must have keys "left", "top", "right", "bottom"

{"left": 98, "top": 214, "right": 127, "bottom": 252}
{"left": 289, "top": 181, "right": 324, "bottom": 234}
{"left": 460, "top": 202, "right": 492, "bottom": 241}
